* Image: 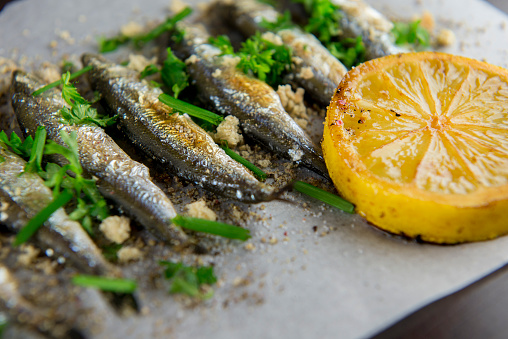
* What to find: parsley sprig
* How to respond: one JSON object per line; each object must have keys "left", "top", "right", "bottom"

{"left": 209, "top": 32, "right": 293, "bottom": 87}
{"left": 98, "top": 7, "right": 192, "bottom": 53}
{"left": 59, "top": 72, "right": 117, "bottom": 127}
{"left": 392, "top": 20, "right": 430, "bottom": 48}
{"left": 160, "top": 261, "right": 217, "bottom": 299}
{"left": 293, "top": 0, "right": 365, "bottom": 68}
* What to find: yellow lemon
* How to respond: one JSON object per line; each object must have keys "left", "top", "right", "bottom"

{"left": 323, "top": 52, "right": 508, "bottom": 243}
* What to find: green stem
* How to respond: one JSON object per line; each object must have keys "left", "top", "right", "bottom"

{"left": 159, "top": 93, "right": 224, "bottom": 126}
{"left": 293, "top": 181, "right": 354, "bottom": 213}
{"left": 172, "top": 215, "right": 251, "bottom": 241}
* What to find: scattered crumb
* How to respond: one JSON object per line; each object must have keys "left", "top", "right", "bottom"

{"left": 436, "top": 29, "right": 456, "bottom": 47}
{"left": 244, "top": 243, "right": 256, "bottom": 251}
{"left": 120, "top": 21, "right": 145, "bottom": 38}
{"left": 17, "top": 244, "right": 40, "bottom": 266}
{"left": 277, "top": 85, "right": 309, "bottom": 129}
{"left": 117, "top": 246, "right": 143, "bottom": 263}
{"left": 257, "top": 159, "right": 271, "bottom": 168}
{"left": 49, "top": 40, "right": 58, "bottom": 49}
{"left": 127, "top": 54, "right": 157, "bottom": 72}
{"left": 213, "top": 115, "right": 244, "bottom": 147}
{"left": 420, "top": 11, "right": 435, "bottom": 31}
{"left": 185, "top": 199, "right": 217, "bottom": 221}
{"left": 185, "top": 54, "right": 199, "bottom": 65}
{"left": 99, "top": 216, "right": 131, "bottom": 244}
{"left": 57, "top": 30, "right": 75, "bottom": 45}
{"left": 169, "top": 0, "right": 187, "bottom": 14}
{"left": 298, "top": 66, "right": 314, "bottom": 80}
{"left": 78, "top": 15, "right": 87, "bottom": 23}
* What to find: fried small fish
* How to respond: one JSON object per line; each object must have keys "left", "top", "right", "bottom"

{"left": 207, "top": 0, "right": 348, "bottom": 106}
{"left": 172, "top": 23, "right": 329, "bottom": 177}
{"left": 0, "top": 144, "right": 118, "bottom": 276}
{"left": 11, "top": 70, "right": 187, "bottom": 246}
{"left": 83, "top": 53, "right": 277, "bottom": 203}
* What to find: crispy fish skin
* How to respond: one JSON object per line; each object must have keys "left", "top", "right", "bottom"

{"left": 208, "top": 0, "right": 348, "bottom": 106}
{"left": 10, "top": 70, "right": 187, "bottom": 246}
{"left": 173, "top": 23, "right": 329, "bottom": 177}
{"left": 83, "top": 53, "right": 276, "bottom": 203}
{"left": 0, "top": 144, "right": 118, "bottom": 276}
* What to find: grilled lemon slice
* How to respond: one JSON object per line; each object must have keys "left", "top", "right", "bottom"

{"left": 323, "top": 52, "right": 508, "bottom": 243}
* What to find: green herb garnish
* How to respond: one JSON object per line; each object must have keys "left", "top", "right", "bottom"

{"left": 293, "top": 181, "right": 354, "bottom": 213}
{"left": 0, "top": 131, "right": 33, "bottom": 158}
{"left": 139, "top": 64, "right": 160, "bottom": 79}
{"left": 220, "top": 141, "right": 267, "bottom": 181}
{"left": 31, "top": 65, "right": 92, "bottom": 97}
{"left": 260, "top": 10, "right": 295, "bottom": 32}
{"left": 172, "top": 215, "right": 251, "bottom": 241}
{"left": 209, "top": 32, "right": 293, "bottom": 87}
{"left": 327, "top": 36, "right": 365, "bottom": 69}
{"left": 72, "top": 275, "right": 137, "bottom": 293}
{"left": 43, "top": 130, "right": 110, "bottom": 231}
{"left": 293, "top": 0, "right": 366, "bottom": 67}
{"left": 392, "top": 20, "right": 430, "bottom": 48}
{"left": 59, "top": 72, "right": 117, "bottom": 127}
{"left": 98, "top": 7, "right": 192, "bottom": 53}
{"left": 159, "top": 93, "right": 224, "bottom": 126}
{"left": 208, "top": 35, "right": 235, "bottom": 55}
{"left": 160, "top": 261, "right": 217, "bottom": 299}
{"left": 161, "top": 47, "right": 189, "bottom": 98}
{"left": 23, "top": 126, "right": 46, "bottom": 173}
{"left": 13, "top": 188, "right": 74, "bottom": 246}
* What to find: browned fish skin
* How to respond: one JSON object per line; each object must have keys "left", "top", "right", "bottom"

{"left": 0, "top": 144, "right": 119, "bottom": 276}
{"left": 208, "top": 0, "right": 348, "bottom": 106}
{"left": 83, "top": 53, "right": 276, "bottom": 203}
{"left": 173, "top": 23, "right": 329, "bottom": 177}
{"left": 10, "top": 70, "right": 187, "bottom": 246}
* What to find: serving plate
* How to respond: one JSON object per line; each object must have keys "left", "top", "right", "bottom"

{"left": 1, "top": 0, "right": 508, "bottom": 338}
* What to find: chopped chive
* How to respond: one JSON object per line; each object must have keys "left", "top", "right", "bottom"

{"left": 24, "top": 126, "right": 46, "bottom": 173}
{"left": 72, "top": 275, "right": 137, "bottom": 293}
{"left": 32, "top": 65, "right": 93, "bottom": 97}
{"left": 220, "top": 141, "right": 267, "bottom": 181}
{"left": 158, "top": 93, "right": 224, "bottom": 126}
{"left": 172, "top": 215, "right": 251, "bottom": 241}
{"left": 133, "top": 7, "right": 193, "bottom": 46}
{"left": 293, "top": 181, "right": 355, "bottom": 213}
{"left": 13, "top": 188, "right": 74, "bottom": 246}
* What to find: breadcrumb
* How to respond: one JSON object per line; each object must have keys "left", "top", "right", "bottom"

{"left": 127, "top": 54, "right": 157, "bottom": 72}
{"left": 117, "top": 246, "right": 143, "bottom": 263}
{"left": 99, "top": 216, "right": 131, "bottom": 244}
{"left": 420, "top": 11, "right": 435, "bottom": 31}
{"left": 213, "top": 115, "right": 244, "bottom": 147}
{"left": 121, "top": 21, "right": 145, "bottom": 37}
{"left": 34, "top": 62, "right": 61, "bottom": 84}
{"left": 17, "top": 244, "right": 40, "bottom": 266}
{"left": 277, "top": 85, "right": 309, "bottom": 129}
{"left": 298, "top": 66, "right": 314, "bottom": 80}
{"left": 437, "top": 29, "right": 456, "bottom": 46}
{"left": 185, "top": 199, "right": 217, "bottom": 221}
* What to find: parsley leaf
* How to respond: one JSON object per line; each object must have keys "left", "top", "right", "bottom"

{"left": 293, "top": 0, "right": 366, "bottom": 67}
{"left": 392, "top": 20, "right": 430, "bottom": 48}
{"left": 43, "top": 130, "right": 110, "bottom": 231}
{"left": 208, "top": 35, "right": 235, "bottom": 55}
{"left": 160, "top": 261, "right": 217, "bottom": 299}
{"left": 139, "top": 64, "right": 160, "bottom": 79}
{"left": 260, "top": 11, "right": 295, "bottom": 32}
{"left": 0, "top": 131, "right": 33, "bottom": 158}
{"left": 209, "top": 32, "right": 292, "bottom": 87}
{"left": 59, "top": 72, "right": 117, "bottom": 127}
{"left": 161, "top": 47, "right": 189, "bottom": 99}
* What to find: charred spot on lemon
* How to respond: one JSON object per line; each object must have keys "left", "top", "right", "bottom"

{"left": 323, "top": 52, "right": 508, "bottom": 244}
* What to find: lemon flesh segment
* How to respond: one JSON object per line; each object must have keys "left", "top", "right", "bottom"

{"left": 323, "top": 52, "right": 508, "bottom": 244}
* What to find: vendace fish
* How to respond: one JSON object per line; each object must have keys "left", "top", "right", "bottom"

{"left": 208, "top": 0, "right": 348, "bottom": 106}
{"left": 172, "top": 23, "right": 329, "bottom": 177}
{"left": 83, "top": 53, "right": 276, "bottom": 203}
{"left": 10, "top": 70, "right": 187, "bottom": 246}
{"left": 0, "top": 144, "right": 118, "bottom": 276}
{"left": 283, "top": 0, "right": 408, "bottom": 60}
